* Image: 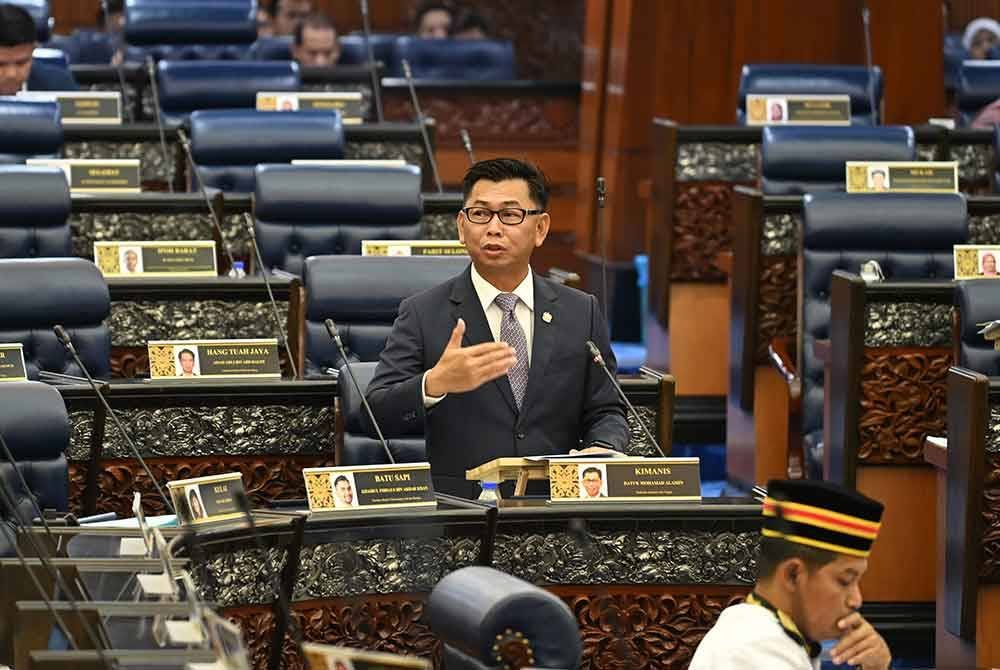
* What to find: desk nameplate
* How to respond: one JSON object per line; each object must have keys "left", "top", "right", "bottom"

{"left": 94, "top": 240, "right": 217, "bottom": 277}
{"left": 147, "top": 338, "right": 281, "bottom": 380}
{"left": 361, "top": 240, "right": 468, "bottom": 256}
{"left": 27, "top": 158, "right": 140, "bottom": 193}
{"left": 954, "top": 244, "right": 1000, "bottom": 280}
{"left": 746, "top": 93, "right": 851, "bottom": 126}
{"left": 0, "top": 344, "right": 27, "bottom": 382}
{"left": 256, "top": 91, "right": 364, "bottom": 123}
{"left": 304, "top": 463, "right": 436, "bottom": 512}
{"left": 846, "top": 161, "right": 958, "bottom": 193}
{"left": 18, "top": 90, "right": 122, "bottom": 124}
{"left": 548, "top": 457, "right": 702, "bottom": 503}
{"left": 303, "top": 642, "right": 430, "bottom": 669}
{"left": 167, "top": 472, "right": 245, "bottom": 526}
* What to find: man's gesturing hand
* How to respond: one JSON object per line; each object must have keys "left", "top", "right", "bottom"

{"left": 830, "top": 612, "right": 891, "bottom": 670}
{"left": 425, "top": 318, "right": 517, "bottom": 397}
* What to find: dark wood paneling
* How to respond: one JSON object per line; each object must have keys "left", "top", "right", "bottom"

{"left": 948, "top": 0, "right": 1000, "bottom": 32}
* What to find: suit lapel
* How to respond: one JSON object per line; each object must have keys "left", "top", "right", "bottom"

{"left": 518, "top": 274, "right": 558, "bottom": 422}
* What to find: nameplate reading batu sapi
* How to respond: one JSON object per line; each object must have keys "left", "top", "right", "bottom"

{"left": 303, "top": 643, "right": 430, "bottom": 670}
{"left": 167, "top": 472, "right": 246, "bottom": 526}
{"left": 303, "top": 463, "right": 436, "bottom": 512}
{"left": 846, "top": 161, "right": 958, "bottom": 193}
{"left": 17, "top": 90, "right": 122, "bottom": 124}
{"left": 26, "top": 158, "right": 140, "bottom": 193}
{"left": 94, "top": 240, "right": 217, "bottom": 278}
{"left": 147, "top": 339, "right": 281, "bottom": 380}
{"left": 548, "top": 457, "right": 701, "bottom": 503}
{"left": 745, "top": 93, "right": 851, "bottom": 126}
{"left": 256, "top": 91, "right": 365, "bottom": 123}
{"left": 361, "top": 240, "right": 469, "bottom": 256}
{"left": 0, "top": 343, "right": 27, "bottom": 382}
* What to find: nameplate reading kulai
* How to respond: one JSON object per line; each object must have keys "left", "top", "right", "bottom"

{"left": 18, "top": 90, "right": 122, "bottom": 124}
{"left": 745, "top": 94, "right": 851, "bottom": 125}
{"left": 0, "top": 344, "right": 27, "bottom": 382}
{"left": 94, "top": 240, "right": 217, "bottom": 277}
{"left": 361, "top": 240, "right": 468, "bottom": 256}
{"left": 304, "top": 463, "right": 436, "bottom": 512}
{"left": 304, "top": 643, "right": 430, "bottom": 670}
{"left": 846, "top": 161, "right": 958, "bottom": 193}
{"left": 27, "top": 158, "right": 140, "bottom": 193}
{"left": 256, "top": 91, "right": 365, "bottom": 123}
{"left": 167, "top": 472, "right": 246, "bottom": 526}
{"left": 548, "top": 457, "right": 701, "bottom": 503}
{"left": 147, "top": 339, "right": 281, "bottom": 380}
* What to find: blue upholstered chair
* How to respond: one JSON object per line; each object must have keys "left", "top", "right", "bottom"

{"left": 338, "top": 34, "right": 400, "bottom": 66}
{"left": 429, "top": 566, "right": 582, "bottom": 670}
{"left": 388, "top": 37, "right": 515, "bottom": 80}
{"left": 247, "top": 36, "right": 293, "bottom": 61}
{"left": 737, "top": 64, "right": 883, "bottom": 125}
{"left": 760, "top": 125, "right": 915, "bottom": 195}
{"left": 253, "top": 163, "right": 424, "bottom": 275}
{"left": 795, "top": 193, "right": 968, "bottom": 478}
{"left": 56, "top": 30, "right": 117, "bottom": 65}
{"left": 0, "top": 100, "right": 62, "bottom": 164}
{"left": 32, "top": 47, "right": 69, "bottom": 70}
{"left": 944, "top": 33, "right": 967, "bottom": 91}
{"left": 0, "top": 381, "right": 70, "bottom": 557}
{"left": 956, "top": 280, "right": 1000, "bottom": 376}
{"left": 122, "top": 0, "right": 256, "bottom": 64}
{"left": 957, "top": 61, "right": 1000, "bottom": 126}
{"left": 0, "top": 166, "right": 71, "bottom": 258}
{"left": 0, "top": 258, "right": 111, "bottom": 380}
{"left": 189, "top": 109, "right": 344, "bottom": 193}
{"left": 8, "top": 0, "right": 51, "bottom": 42}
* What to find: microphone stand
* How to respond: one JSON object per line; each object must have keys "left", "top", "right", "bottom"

{"left": 358, "top": 0, "right": 384, "bottom": 123}
{"left": 102, "top": 0, "right": 133, "bottom": 123}
{"left": 596, "top": 177, "right": 609, "bottom": 322}
{"left": 176, "top": 129, "right": 238, "bottom": 272}
{"left": 459, "top": 128, "right": 476, "bottom": 165}
{"left": 401, "top": 59, "right": 443, "bottom": 193}
{"left": 145, "top": 56, "right": 174, "bottom": 192}
{"left": 861, "top": 5, "right": 878, "bottom": 125}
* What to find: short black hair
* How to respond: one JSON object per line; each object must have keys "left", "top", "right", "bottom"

{"left": 334, "top": 475, "right": 350, "bottom": 487}
{"left": 96, "top": 0, "right": 124, "bottom": 26}
{"left": 452, "top": 10, "right": 491, "bottom": 37}
{"left": 294, "top": 12, "right": 335, "bottom": 46}
{"left": 462, "top": 158, "right": 549, "bottom": 210}
{"left": 177, "top": 348, "right": 196, "bottom": 360}
{"left": 581, "top": 466, "right": 602, "bottom": 479}
{"left": 414, "top": 1, "right": 453, "bottom": 29}
{"left": 871, "top": 169, "right": 887, "bottom": 178}
{"left": 756, "top": 536, "right": 838, "bottom": 579}
{"left": 0, "top": 4, "right": 37, "bottom": 47}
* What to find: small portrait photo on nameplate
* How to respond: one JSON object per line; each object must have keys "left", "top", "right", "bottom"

{"left": 361, "top": 240, "right": 469, "bottom": 257}
{"left": 167, "top": 472, "right": 245, "bottom": 526}
{"left": 846, "top": 161, "right": 958, "bottom": 193}
{"left": 303, "top": 642, "right": 431, "bottom": 670}
{"left": 548, "top": 458, "right": 702, "bottom": 504}
{"left": 27, "top": 158, "right": 140, "bottom": 193}
{"left": 18, "top": 90, "right": 123, "bottom": 125}
{"left": 954, "top": 244, "right": 1000, "bottom": 279}
{"left": 147, "top": 339, "right": 281, "bottom": 380}
{"left": 0, "top": 343, "right": 27, "bottom": 382}
{"left": 745, "top": 93, "right": 850, "bottom": 125}
{"left": 303, "top": 463, "right": 436, "bottom": 513}
{"left": 94, "top": 240, "right": 217, "bottom": 278}
{"left": 257, "top": 91, "right": 365, "bottom": 123}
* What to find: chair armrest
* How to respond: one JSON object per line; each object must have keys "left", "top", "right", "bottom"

{"left": 768, "top": 336, "right": 801, "bottom": 402}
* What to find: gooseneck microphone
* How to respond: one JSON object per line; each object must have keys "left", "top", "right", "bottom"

{"left": 145, "top": 56, "right": 174, "bottom": 193}
{"left": 176, "top": 129, "right": 238, "bottom": 272}
{"left": 595, "top": 177, "right": 609, "bottom": 322}
{"left": 585, "top": 340, "right": 666, "bottom": 458}
{"left": 861, "top": 5, "right": 878, "bottom": 125}
{"left": 358, "top": 0, "right": 384, "bottom": 123}
{"left": 242, "top": 213, "right": 298, "bottom": 379}
{"left": 401, "top": 59, "right": 444, "bottom": 193}
{"left": 323, "top": 319, "right": 396, "bottom": 464}
{"left": 459, "top": 128, "right": 476, "bottom": 165}
{"left": 53, "top": 325, "right": 175, "bottom": 515}
{"left": 102, "top": 0, "right": 133, "bottom": 123}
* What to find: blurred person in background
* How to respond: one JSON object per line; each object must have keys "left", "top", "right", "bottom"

{"left": 293, "top": 13, "right": 339, "bottom": 68}
{"left": 963, "top": 17, "right": 1000, "bottom": 59}
{"left": 0, "top": 3, "right": 77, "bottom": 94}
{"left": 272, "top": 0, "right": 313, "bottom": 37}
{"left": 257, "top": 5, "right": 275, "bottom": 38}
{"left": 415, "top": 2, "right": 453, "bottom": 39}
{"left": 96, "top": 0, "right": 124, "bottom": 34}
{"left": 452, "top": 10, "right": 491, "bottom": 40}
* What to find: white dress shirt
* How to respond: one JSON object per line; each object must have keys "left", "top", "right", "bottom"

{"left": 423, "top": 266, "right": 534, "bottom": 406}
{"left": 688, "top": 604, "right": 819, "bottom": 670}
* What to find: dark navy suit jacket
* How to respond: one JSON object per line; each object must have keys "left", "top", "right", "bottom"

{"left": 27, "top": 62, "right": 79, "bottom": 91}
{"left": 365, "top": 266, "right": 629, "bottom": 497}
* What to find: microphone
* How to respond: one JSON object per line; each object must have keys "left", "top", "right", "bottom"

{"left": 175, "top": 129, "right": 238, "bottom": 273}
{"left": 358, "top": 0, "right": 384, "bottom": 123}
{"left": 861, "top": 5, "right": 878, "bottom": 125}
{"left": 241, "top": 213, "right": 298, "bottom": 379}
{"left": 52, "top": 325, "right": 175, "bottom": 515}
{"left": 459, "top": 128, "right": 476, "bottom": 165}
{"left": 145, "top": 56, "right": 174, "bottom": 193}
{"left": 102, "top": 0, "right": 133, "bottom": 124}
{"left": 323, "top": 319, "right": 396, "bottom": 464}
{"left": 585, "top": 340, "right": 666, "bottom": 458}
{"left": 401, "top": 59, "right": 443, "bottom": 193}
{"left": 595, "top": 176, "right": 609, "bottom": 322}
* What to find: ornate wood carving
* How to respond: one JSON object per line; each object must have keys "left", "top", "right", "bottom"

{"left": 983, "top": 451, "right": 1000, "bottom": 581}
{"left": 755, "top": 255, "right": 797, "bottom": 362}
{"left": 223, "top": 607, "right": 276, "bottom": 670}
{"left": 671, "top": 182, "right": 737, "bottom": 281}
{"left": 858, "top": 349, "right": 951, "bottom": 463}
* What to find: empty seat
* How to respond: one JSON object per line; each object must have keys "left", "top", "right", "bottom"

{"left": 338, "top": 33, "right": 400, "bottom": 66}
{"left": 389, "top": 37, "right": 515, "bottom": 80}
{"left": 956, "top": 280, "right": 1000, "bottom": 375}
{"left": 738, "top": 64, "right": 883, "bottom": 125}
{"left": 958, "top": 61, "right": 1000, "bottom": 125}
{"left": 0, "top": 100, "right": 62, "bottom": 164}
{"left": 0, "top": 166, "right": 72, "bottom": 258}
{"left": 32, "top": 46, "right": 68, "bottom": 69}
{"left": 123, "top": 0, "right": 256, "bottom": 65}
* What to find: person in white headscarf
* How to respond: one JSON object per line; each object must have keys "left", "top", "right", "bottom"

{"left": 963, "top": 17, "right": 1000, "bottom": 59}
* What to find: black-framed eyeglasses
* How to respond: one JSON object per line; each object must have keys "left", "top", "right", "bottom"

{"left": 461, "top": 206, "right": 545, "bottom": 226}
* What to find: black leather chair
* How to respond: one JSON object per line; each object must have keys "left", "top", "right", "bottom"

{"left": 189, "top": 109, "right": 344, "bottom": 193}
{"left": 0, "top": 381, "right": 70, "bottom": 557}
{"left": 0, "top": 258, "right": 111, "bottom": 380}
{"left": 0, "top": 100, "right": 62, "bottom": 165}
{"left": 122, "top": 0, "right": 256, "bottom": 65}
{"left": 760, "top": 125, "right": 915, "bottom": 195}
{"left": 338, "top": 361, "right": 426, "bottom": 465}
{"left": 737, "top": 64, "right": 883, "bottom": 125}
{"left": 956, "top": 279, "right": 1000, "bottom": 375}
{"left": 957, "top": 61, "right": 1000, "bottom": 126}
{"left": 388, "top": 37, "right": 516, "bottom": 80}
{"left": 254, "top": 163, "right": 425, "bottom": 275}
{"left": 0, "top": 166, "right": 72, "bottom": 258}
{"left": 429, "top": 566, "right": 582, "bottom": 670}
{"left": 338, "top": 33, "right": 399, "bottom": 66}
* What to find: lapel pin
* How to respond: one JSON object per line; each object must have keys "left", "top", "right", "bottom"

{"left": 542, "top": 311, "right": 553, "bottom": 323}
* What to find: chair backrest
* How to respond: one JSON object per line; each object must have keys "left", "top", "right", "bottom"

{"left": 0, "top": 166, "right": 71, "bottom": 258}
{"left": 800, "top": 193, "right": 968, "bottom": 446}
{"left": 32, "top": 47, "right": 68, "bottom": 69}
{"left": 0, "top": 381, "right": 70, "bottom": 556}
{"left": 945, "top": 33, "right": 967, "bottom": 91}
{"left": 956, "top": 279, "right": 1000, "bottom": 375}
{"left": 389, "top": 37, "right": 515, "bottom": 80}
{"left": 61, "top": 29, "right": 116, "bottom": 65}
{"left": 338, "top": 34, "right": 400, "bottom": 66}
{"left": 0, "top": 100, "right": 62, "bottom": 164}
{"left": 957, "top": 61, "right": 1000, "bottom": 126}
{"left": 254, "top": 163, "right": 424, "bottom": 274}
{"left": 303, "top": 255, "right": 469, "bottom": 374}
{"left": 156, "top": 60, "right": 300, "bottom": 126}
{"left": 189, "top": 109, "right": 344, "bottom": 192}
{"left": 124, "top": 0, "right": 256, "bottom": 46}
{"left": 760, "top": 125, "right": 915, "bottom": 195}
{"left": 247, "top": 36, "right": 293, "bottom": 61}
{"left": 0, "top": 258, "right": 111, "bottom": 380}
{"left": 8, "top": 0, "right": 51, "bottom": 42}
{"left": 737, "top": 64, "right": 883, "bottom": 125}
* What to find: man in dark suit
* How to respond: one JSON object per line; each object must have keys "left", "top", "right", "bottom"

{"left": 0, "top": 4, "right": 78, "bottom": 96}
{"left": 366, "top": 158, "right": 628, "bottom": 497}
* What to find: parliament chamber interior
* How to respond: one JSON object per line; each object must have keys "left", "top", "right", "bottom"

{"left": 3, "top": 0, "right": 1000, "bottom": 669}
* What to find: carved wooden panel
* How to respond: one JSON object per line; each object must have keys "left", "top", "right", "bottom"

{"left": 224, "top": 607, "right": 276, "bottom": 670}
{"left": 756, "top": 255, "right": 797, "bottom": 363}
{"left": 858, "top": 349, "right": 951, "bottom": 464}
{"left": 984, "top": 451, "right": 1000, "bottom": 581}
{"left": 671, "top": 182, "right": 739, "bottom": 281}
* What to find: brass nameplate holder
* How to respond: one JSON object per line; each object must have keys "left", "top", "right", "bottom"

{"left": 954, "top": 244, "right": 1000, "bottom": 280}
{"left": 18, "top": 90, "right": 122, "bottom": 124}
{"left": 167, "top": 472, "right": 245, "bottom": 526}
{"left": 147, "top": 339, "right": 282, "bottom": 380}
{"left": 256, "top": 91, "right": 365, "bottom": 123}
{"left": 548, "top": 457, "right": 701, "bottom": 503}
{"left": 362, "top": 240, "right": 468, "bottom": 256}
{"left": 846, "top": 161, "right": 958, "bottom": 193}
{"left": 94, "top": 240, "right": 218, "bottom": 277}
{"left": 746, "top": 93, "right": 851, "bottom": 125}
{"left": 303, "top": 643, "right": 431, "bottom": 669}
{"left": 304, "top": 463, "right": 436, "bottom": 512}
{"left": 27, "top": 158, "right": 140, "bottom": 193}
{"left": 0, "top": 343, "right": 27, "bottom": 382}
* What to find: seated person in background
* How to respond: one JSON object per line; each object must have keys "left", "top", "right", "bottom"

{"left": 690, "top": 480, "right": 890, "bottom": 670}
{"left": 964, "top": 17, "right": 1000, "bottom": 60}
{"left": 366, "top": 158, "right": 628, "bottom": 497}
{"left": 257, "top": 5, "right": 275, "bottom": 39}
{"left": 415, "top": 1, "right": 453, "bottom": 39}
{"left": 96, "top": 0, "right": 124, "bottom": 35}
{"left": 293, "top": 13, "right": 339, "bottom": 68}
{"left": 452, "top": 10, "right": 492, "bottom": 40}
{"left": 0, "top": 3, "right": 78, "bottom": 95}
{"left": 272, "top": 0, "right": 312, "bottom": 37}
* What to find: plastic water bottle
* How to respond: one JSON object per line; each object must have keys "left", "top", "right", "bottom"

{"left": 227, "top": 261, "right": 246, "bottom": 278}
{"left": 477, "top": 481, "right": 499, "bottom": 504}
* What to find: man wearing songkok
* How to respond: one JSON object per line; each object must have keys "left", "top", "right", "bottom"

{"left": 690, "top": 479, "right": 890, "bottom": 670}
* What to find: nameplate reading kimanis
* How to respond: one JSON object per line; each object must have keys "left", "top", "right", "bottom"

{"left": 548, "top": 457, "right": 701, "bottom": 503}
